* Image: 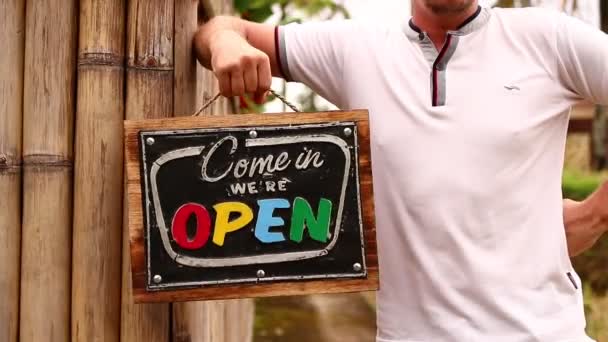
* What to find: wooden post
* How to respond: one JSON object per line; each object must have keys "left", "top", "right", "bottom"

{"left": 20, "top": 0, "right": 77, "bottom": 341}
{"left": 198, "top": 0, "right": 234, "bottom": 115}
{"left": 121, "top": 1, "right": 173, "bottom": 340}
{"left": 173, "top": 1, "right": 225, "bottom": 341}
{"left": 174, "top": 0, "right": 200, "bottom": 116}
{"left": 0, "top": 1, "right": 25, "bottom": 341}
{"left": 172, "top": 2, "right": 214, "bottom": 339}
{"left": 171, "top": 1, "right": 253, "bottom": 341}
{"left": 72, "top": 1, "right": 126, "bottom": 341}
{"left": 224, "top": 300, "right": 255, "bottom": 342}
{"left": 204, "top": 0, "right": 254, "bottom": 338}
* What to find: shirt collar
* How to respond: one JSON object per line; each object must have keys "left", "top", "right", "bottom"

{"left": 405, "top": 6, "right": 490, "bottom": 41}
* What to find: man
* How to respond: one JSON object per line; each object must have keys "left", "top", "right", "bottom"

{"left": 194, "top": 1, "right": 608, "bottom": 340}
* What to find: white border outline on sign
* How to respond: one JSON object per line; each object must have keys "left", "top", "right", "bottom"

{"left": 140, "top": 122, "right": 365, "bottom": 289}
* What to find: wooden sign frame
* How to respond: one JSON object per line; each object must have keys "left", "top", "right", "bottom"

{"left": 124, "top": 110, "right": 378, "bottom": 303}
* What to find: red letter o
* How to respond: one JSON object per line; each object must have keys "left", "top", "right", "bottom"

{"left": 171, "top": 203, "right": 211, "bottom": 250}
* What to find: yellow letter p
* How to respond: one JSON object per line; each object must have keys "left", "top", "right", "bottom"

{"left": 212, "top": 202, "right": 254, "bottom": 246}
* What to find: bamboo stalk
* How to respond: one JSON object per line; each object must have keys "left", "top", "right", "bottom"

{"left": 172, "top": 3, "right": 225, "bottom": 340}
{"left": 207, "top": 1, "right": 253, "bottom": 340}
{"left": 174, "top": 0, "right": 199, "bottom": 117}
{"left": 20, "top": 1, "right": 77, "bottom": 340}
{"left": 224, "top": 299, "right": 255, "bottom": 342}
{"left": 173, "top": 302, "right": 222, "bottom": 341}
{"left": 0, "top": 173, "right": 21, "bottom": 342}
{"left": 172, "top": 1, "right": 210, "bottom": 338}
{"left": 171, "top": 1, "right": 253, "bottom": 341}
{"left": 197, "top": 0, "right": 233, "bottom": 116}
{"left": 71, "top": 1, "right": 126, "bottom": 341}
{"left": 198, "top": 60, "right": 233, "bottom": 115}
{"left": 0, "top": 2, "right": 25, "bottom": 341}
{"left": 121, "top": 0, "right": 174, "bottom": 340}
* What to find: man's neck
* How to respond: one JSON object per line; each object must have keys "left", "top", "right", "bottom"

{"left": 411, "top": 2, "right": 479, "bottom": 50}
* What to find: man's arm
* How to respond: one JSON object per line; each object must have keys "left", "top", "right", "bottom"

{"left": 195, "top": 16, "right": 354, "bottom": 108}
{"left": 554, "top": 13, "right": 608, "bottom": 256}
{"left": 563, "top": 181, "right": 608, "bottom": 256}
{"left": 193, "top": 16, "right": 279, "bottom": 102}
{"left": 555, "top": 12, "right": 608, "bottom": 105}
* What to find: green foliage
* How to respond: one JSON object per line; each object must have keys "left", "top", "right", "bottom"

{"left": 234, "top": 0, "right": 349, "bottom": 24}
{"left": 233, "top": 0, "right": 349, "bottom": 113}
{"left": 573, "top": 234, "right": 608, "bottom": 296}
{"left": 254, "top": 297, "right": 322, "bottom": 341}
{"left": 583, "top": 282, "right": 608, "bottom": 341}
{"left": 493, "top": 0, "right": 533, "bottom": 7}
{"left": 493, "top": 0, "right": 578, "bottom": 11}
{"left": 562, "top": 169, "right": 603, "bottom": 200}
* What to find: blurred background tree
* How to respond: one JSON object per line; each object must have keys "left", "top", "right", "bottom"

{"left": 235, "top": 0, "right": 348, "bottom": 23}
{"left": 493, "top": 0, "right": 534, "bottom": 7}
{"left": 233, "top": 0, "right": 349, "bottom": 113}
{"left": 491, "top": 0, "right": 578, "bottom": 10}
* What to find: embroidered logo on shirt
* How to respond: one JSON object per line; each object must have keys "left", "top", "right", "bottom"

{"left": 504, "top": 85, "right": 521, "bottom": 91}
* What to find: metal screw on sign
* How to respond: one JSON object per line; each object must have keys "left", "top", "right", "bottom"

{"left": 256, "top": 269, "right": 266, "bottom": 278}
{"left": 249, "top": 130, "right": 258, "bottom": 139}
{"left": 343, "top": 128, "right": 353, "bottom": 137}
{"left": 153, "top": 274, "right": 162, "bottom": 284}
{"left": 353, "top": 263, "right": 362, "bottom": 272}
{"left": 146, "top": 137, "right": 155, "bottom": 146}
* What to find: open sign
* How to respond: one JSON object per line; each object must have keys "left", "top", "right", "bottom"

{"left": 125, "top": 111, "right": 377, "bottom": 302}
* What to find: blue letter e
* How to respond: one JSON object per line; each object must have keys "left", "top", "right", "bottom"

{"left": 255, "top": 198, "right": 289, "bottom": 243}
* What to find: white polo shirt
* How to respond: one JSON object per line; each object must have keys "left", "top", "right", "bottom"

{"left": 277, "top": 6, "right": 608, "bottom": 342}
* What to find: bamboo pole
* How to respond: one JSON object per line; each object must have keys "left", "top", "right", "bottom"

{"left": 121, "top": 0, "right": 174, "bottom": 340}
{"left": 0, "top": 1, "right": 25, "bottom": 342}
{"left": 71, "top": 1, "right": 126, "bottom": 341}
{"left": 224, "top": 299, "right": 255, "bottom": 342}
{"left": 172, "top": 2, "right": 226, "bottom": 340}
{"left": 209, "top": 0, "right": 255, "bottom": 339}
{"left": 171, "top": 1, "right": 253, "bottom": 341}
{"left": 19, "top": 1, "right": 77, "bottom": 341}
{"left": 171, "top": 2, "right": 211, "bottom": 339}
{"left": 198, "top": 0, "right": 235, "bottom": 115}
{"left": 174, "top": 0, "right": 199, "bottom": 116}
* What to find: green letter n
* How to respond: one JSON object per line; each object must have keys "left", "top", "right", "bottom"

{"left": 289, "top": 197, "right": 332, "bottom": 243}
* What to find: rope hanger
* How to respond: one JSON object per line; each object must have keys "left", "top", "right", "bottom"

{"left": 193, "top": 89, "right": 301, "bottom": 116}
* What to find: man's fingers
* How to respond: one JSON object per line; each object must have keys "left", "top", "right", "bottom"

{"left": 231, "top": 72, "right": 245, "bottom": 97}
{"left": 252, "top": 60, "right": 272, "bottom": 104}
{"left": 253, "top": 90, "right": 268, "bottom": 105}
{"left": 214, "top": 50, "right": 270, "bottom": 98}
{"left": 218, "top": 72, "right": 232, "bottom": 97}
{"left": 243, "top": 66, "right": 258, "bottom": 93}
{"left": 258, "top": 60, "right": 272, "bottom": 93}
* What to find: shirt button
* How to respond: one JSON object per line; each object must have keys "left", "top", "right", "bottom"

{"left": 435, "top": 63, "right": 445, "bottom": 71}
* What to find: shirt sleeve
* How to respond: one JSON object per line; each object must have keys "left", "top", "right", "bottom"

{"left": 555, "top": 13, "right": 608, "bottom": 105}
{"left": 277, "top": 20, "right": 357, "bottom": 108}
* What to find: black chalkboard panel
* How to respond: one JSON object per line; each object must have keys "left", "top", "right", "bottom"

{"left": 139, "top": 122, "right": 367, "bottom": 291}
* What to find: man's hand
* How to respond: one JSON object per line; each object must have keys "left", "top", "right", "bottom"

{"left": 193, "top": 16, "right": 280, "bottom": 103}
{"left": 563, "top": 181, "right": 608, "bottom": 256}
{"left": 208, "top": 30, "right": 272, "bottom": 102}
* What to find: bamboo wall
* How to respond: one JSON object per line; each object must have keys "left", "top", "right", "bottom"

{"left": 73, "top": 0, "right": 125, "bottom": 341}
{"left": 0, "top": 0, "right": 253, "bottom": 341}
{"left": 0, "top": 1, "right": 25, "bottom": 342}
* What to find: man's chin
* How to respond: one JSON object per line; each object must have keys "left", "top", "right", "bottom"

{"left": 425, "top": 0, "right": 474, "bottom": 15}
